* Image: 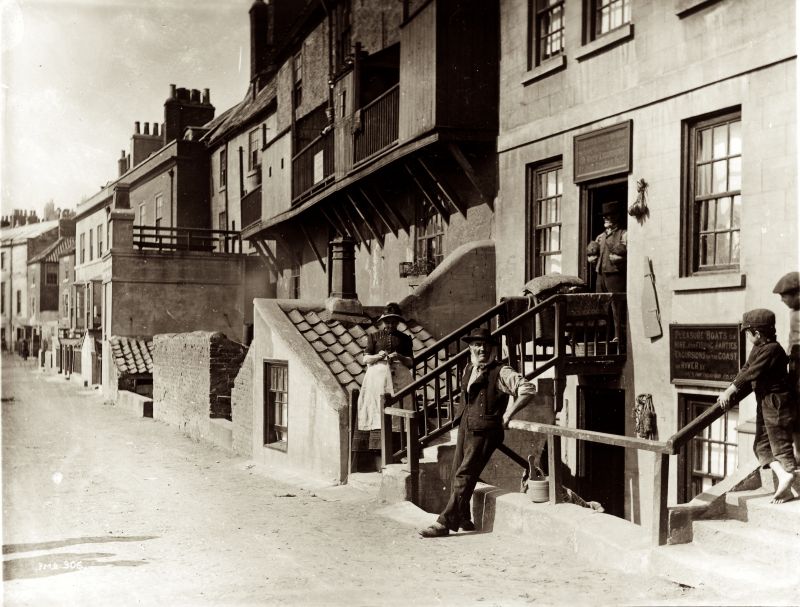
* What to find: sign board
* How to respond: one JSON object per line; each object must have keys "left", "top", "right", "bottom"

{"left": 573, "top": 121, "right": 632, "bottom": 183}
{"left": 313, "top": 151, "right": 324, "bottom": 184}
{"left": 669, "top": 324, "right": 744, "bottom": 387}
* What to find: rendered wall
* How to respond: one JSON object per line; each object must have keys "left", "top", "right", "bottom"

{"left": 231, "top": 347, "right": 255, "bottom": 457}
{"left": 250, "top": 299, "right": 349, "bottom": 484}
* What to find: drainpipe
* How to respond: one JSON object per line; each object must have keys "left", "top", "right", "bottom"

{"left": 238, "top": 145, "right": 245, "bottom": 200}
{"left": 168, "top": 168, "right": 175, "bottom": 228}
{"left": 224, "top": 140, "right": 230, "bottom": 231}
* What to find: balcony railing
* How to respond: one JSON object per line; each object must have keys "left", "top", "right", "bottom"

{"left": 354, "top": 84, "right": 399, "bottom": 164}
{"left": 241, "top": 186, "right": 261, "bottom": 230}
{"left": 132, "top": 225, "right": 242, "bottom": 254}
{"left": 292, "top": 131, "right": 334, "bottom": 202}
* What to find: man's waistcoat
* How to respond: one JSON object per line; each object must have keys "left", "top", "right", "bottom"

{"left": 596, "top": 228, "right": 626, "bottom": 274}
{"left": 457, "top": 361, "right": 506, "bottom": 431}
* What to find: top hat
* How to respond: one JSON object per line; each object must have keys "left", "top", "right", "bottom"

{"left": 378, "top": 302, "right": 404, "bottom": 322}
{"left": 773, "top": 272, "right": 800, "bottom": 295}
{"left": 462, "top": 327, "right": 499, "bottom": 346}
{"left": 741, "top": 308, "right": 776, "bottom": 332}
{"left": 601, "top": 201, "right": 622, "bottom": 217}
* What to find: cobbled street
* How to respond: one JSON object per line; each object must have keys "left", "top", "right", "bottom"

{"left": 2, "top": 356, "right": 721, "bottom": 606}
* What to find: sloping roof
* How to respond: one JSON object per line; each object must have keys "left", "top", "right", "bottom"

{"left": 28, "top": 236, "right": 75, "bottom": 264}
{"left": 203, "top": 80, "right": 277, "bottom": 146}
{"left": 0, "top": 220, "right": 59, "bottom": 246}
{"left": 110, "top": 336, "right": 154, "bottom": 375}
{"left": 284, "top": 307, "right": 438, "bottom": 392}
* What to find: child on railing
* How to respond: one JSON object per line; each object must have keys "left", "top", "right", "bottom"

{"left": 717, "top": 309, "right": 798, "bottom": 503}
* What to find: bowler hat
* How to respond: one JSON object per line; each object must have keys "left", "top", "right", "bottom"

{"left": 462, "top": 327, "right": 499, "bottom": 346}
{"left": 378, "top": 302, "right": 404, "bottom": 322}
{"left": 773, "top": 272, "right": 800, "bottom": 294}
{"left": 601, "top": 201, "right": 622, "bottom": 217}
{"left": 741, "top": 308, "right": 776, "bottom": 332}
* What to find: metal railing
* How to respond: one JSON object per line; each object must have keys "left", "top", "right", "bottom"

{"left": 291, "top": 131, "right": 334, "bottom": 202}
{"left": 354, "top": 84, "right": 399, "bottom": 164}
{"left": 132, "top": 225, "right": 242, "bottom": 254}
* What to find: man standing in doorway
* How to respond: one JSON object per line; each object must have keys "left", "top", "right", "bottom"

{"left": 587, "top": 201, "right": 627, "bottom": 341}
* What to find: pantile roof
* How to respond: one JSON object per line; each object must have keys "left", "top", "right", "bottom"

{"left": 110, "top": 336, "right": 154, "bottom": 376}
{"left": 28, "top": 236, "right": 75, "bottom": 264}
{"left": 202, "top": 80, "right": 277, "bottom": 146}
{"left": 285, "top": 307, "right": 438, "bottom": 393}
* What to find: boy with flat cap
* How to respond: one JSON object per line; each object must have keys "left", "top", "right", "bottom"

{"left": 717, "top": 309, "right": 798, "bottom": 503}
{"left": 419, "top": 328, "right": 536, "bottom": 537}
{"left": 773, "top": 271, "right": 800, "bottom": 459}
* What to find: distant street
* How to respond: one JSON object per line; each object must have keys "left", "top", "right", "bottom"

{"left": 2, "top": 356, "right": 714, "bottom": 606}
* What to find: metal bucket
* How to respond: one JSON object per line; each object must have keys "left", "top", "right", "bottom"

{"left": 528, "top": 478, "right": 550, "bottom": 503}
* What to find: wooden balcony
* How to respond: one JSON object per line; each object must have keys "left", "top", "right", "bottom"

{"left": 132, "top": 225, "right": 242, "bottom": 254}
{"left": 353, "top": 84, "right": 399, "bottom": 164}
{"left": 292, "top": 131, "right": 334, "bottom": 203}
{"left": 241, "top": 186, "right": 261, "bottom": 230}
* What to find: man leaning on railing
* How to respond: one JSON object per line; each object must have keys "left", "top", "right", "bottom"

{"left": 418, "top": 327, "right": 537, "bottom": 538}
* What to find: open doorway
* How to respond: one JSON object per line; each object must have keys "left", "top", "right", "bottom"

{"left": 579, "top": 178, "right": 628, "bottom": 291}
{"left": 577, "top": 385, "right": 626, "bottom": 518}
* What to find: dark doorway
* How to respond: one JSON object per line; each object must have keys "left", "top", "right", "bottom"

{"left": 577, "top": 385, "right": 626, "bottom": 518}
{"left": 579, "top": 178, "right": 628, "bottom": 291}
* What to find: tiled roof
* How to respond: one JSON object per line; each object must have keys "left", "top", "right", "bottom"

{"left": 28, "top": 236, "right": 75, "bottom": 264}
{"left": 110, "top": 336, "right": 154, "bottom": 375}
{"left": 285, "top": 308, "right": 438, "bottom": 393}
{"left": 0, "top": 220, "right": 59, "bottom": 245}
{"left": 202, "top": 80, "right": 277, "bottom": 146}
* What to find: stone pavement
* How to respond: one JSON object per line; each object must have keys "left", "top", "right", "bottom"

{"left": 1, "top": 355, "right": 717, "bottom": 606}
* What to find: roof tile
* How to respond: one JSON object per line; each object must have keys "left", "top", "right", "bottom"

{"left": 287, "top": 309, "right": 304, "bottom": 324}
{"left": 109, "top": 336, "right": 153, "bottom": 376}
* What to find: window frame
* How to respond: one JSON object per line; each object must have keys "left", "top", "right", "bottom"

{"left": 263, "top": 360, "right": 289, "bottom": 451}
{"left": 219, "top": 148, "right": 228, "bottom": 189}
{"left": 584, "top": 0, "right": 631, "bottom": 42}
{"left": 16, "top": 290, "right": 21, "bottom": 315}
{"left": 289, "top": 261, "right": 301, "bottom": 299}
{"left": 79, "top": 233, "right": 86, "bottom": 264}
{"left": 526, "top": 158, "right": 564, "bottom": 281}
{"left": 138, "top": 203, "right": 147, "bottom": 226}
{"left": 529, "top": 0, "right": 565, "bottom": 69}
{"left": 414, "top": 196, "right": 446, "bottom": 272}
{"left": 96, "top": 224, "right": 103, "bottom": 256}
{"left": 248, "top": 128, "right": 261, "bottom": 172}
{"left": 293, "top": 50, "right": 303, "bottom": 109}
{"left": 45, "top": 266, "right": 58, "bottom": 286}
{"left": 681, "top": 107, "right": 742, "bottom": 277}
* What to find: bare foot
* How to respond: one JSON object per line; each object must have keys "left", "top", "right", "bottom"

{"left": 771, "top": 473, "right": 795, "bottom": 504}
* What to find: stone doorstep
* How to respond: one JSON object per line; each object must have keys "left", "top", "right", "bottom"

{"left": 690, "top": 518, "right": 800, "bottom": 567}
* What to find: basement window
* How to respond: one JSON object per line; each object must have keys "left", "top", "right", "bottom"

{"left": 264, "top": 361, "right": 289, "bottom": 451}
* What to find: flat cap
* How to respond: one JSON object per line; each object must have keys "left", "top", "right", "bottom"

{"left": 773, "top": 272, "right": 800, "bottom": 294}
{"left": 741, "top": 308, "right": 776, "bottom": 331}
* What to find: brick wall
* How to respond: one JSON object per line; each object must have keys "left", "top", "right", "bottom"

{"left": 231, "top": 347, "right": 254, "bottom": 457}
{"left": 153, "top": 331, "right": 246, "bottom": 436}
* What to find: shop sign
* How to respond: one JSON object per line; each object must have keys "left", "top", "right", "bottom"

{"left": 573, "top": 121, "right": 632, "bottom": 183}
{"left": 669, "top": 324, "right": 744, "bottom": 387}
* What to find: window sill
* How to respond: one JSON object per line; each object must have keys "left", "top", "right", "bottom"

{"left": 574, "top": 23, "right": 634, "bottom": 62}
{"left": 675, "top": 0, "right": 724, "bottom": 18}
{"left": 522, "top": 54, "right": 567, "bottom": 86}
{"left": 673, "top": 272, "right": 746, "bottom": 292}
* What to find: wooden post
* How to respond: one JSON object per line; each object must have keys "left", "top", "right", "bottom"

{"left": 380, "top": 394, "right": 393, "bottom": 468}
{"left": 547, "top": 434, "right": 563, "bottom": 504}
{"left": 652, "top": 452, "right": 670, "bottom": 545}
{"left": 406, "top": 413, "right": 419, "bottom": 505}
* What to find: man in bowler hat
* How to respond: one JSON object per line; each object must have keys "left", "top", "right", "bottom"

{"left": 587, "top": 200, "right": 627, "bottom": 341}
{"left": 419, "top": 328, "right": 537, "bottom": 537}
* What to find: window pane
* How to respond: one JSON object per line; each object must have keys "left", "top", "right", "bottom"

{"left": 712, "top": 160, "right": 727, "bottom": 193}
{"left": 731, "top": 231, "right": 740, "bottom": 263}
{"left": 555, "top": 168, "right": 562, "bottom": 194}
{"left": 712, "top": 124, "right": 728, "bottom": 158}
{"left": 717, "top": 197, "right": 731, "bottom": 230}
{"left": 547, "top": 170, "right": 557, "bottom": 196}
{"left": 544, "top": 254, "right": 562, "bottom": 275}
{"left": 550, "top": 225, "right": 561, "bottom": 250}
{"left": 699, "top": 200, "right": 712, "bottom": 231}
{"left": 699, "top": 234, "right": 714, "bottom": 266}
{"left": 698, "top": 129, "right": 712, "bottom": 162}
{"left": 696, "top": 164, "right": 711, "bottom": 196}
{"left": 728, "top": 157, "right": 741, "bottom": 191}
{"left": 731, "top": 195, "right": 741, "bottom": 227}
{"left": 716, "top": 232, "right": 731, "bottom": 265}
{"left": 729, "top": 121, "right": 742, "bottom": 155}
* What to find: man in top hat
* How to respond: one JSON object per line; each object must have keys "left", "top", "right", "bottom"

{"left": 587, "top": 200, "right": 627, "bottom": 341}
{"left": 419, "top": 328, "right": 537, "bottom": 537}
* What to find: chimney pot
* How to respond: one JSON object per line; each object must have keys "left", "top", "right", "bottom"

{"left": 203, "top": 88, "right": 210, "bottom": 104}
{"left": 143, "top": 122, "right": 150, "bottom": 135}
{"left": 135, "top": 121, "right": 141, "bottom": 134}
{"left": 190, "top": 89, "right": 200, "bottom": 103}
{"left": 170, "top": 83, "right": 177, "bottom": 98}
{"left": 153, "top": 123, "right": 159, "bottom": 136}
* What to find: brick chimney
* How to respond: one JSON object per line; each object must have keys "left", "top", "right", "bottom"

{"left": 117, "top": 149, "right": 129, "bottom": 177}
{"left": 130, "top": 121, "right": 163, "bottom": 167}
{"left": 322, "top": 236, "right": 367, "bottom": 323}
{"left": 163, "top": 83, "right": 215, "bottom": 145}
{"left": 249, "top": 0, "right": 271, "bottom": 90}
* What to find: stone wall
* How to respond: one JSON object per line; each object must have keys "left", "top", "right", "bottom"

{"left": 153, "top": 331, "right": 246, "bottom": 440}
{"left": 231, "top": 347, "right": 254, "bottom": 457}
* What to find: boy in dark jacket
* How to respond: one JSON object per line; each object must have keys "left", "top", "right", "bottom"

{"left": 718, "top": 309, "right": 797, "bottom": 503}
